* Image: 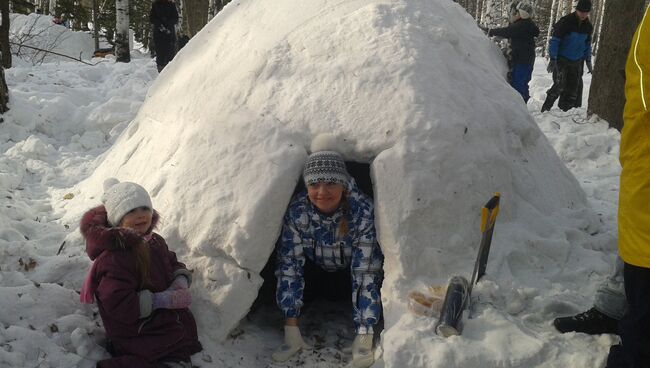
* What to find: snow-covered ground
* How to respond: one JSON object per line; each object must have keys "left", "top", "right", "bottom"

{"left": 0, "top": 2, "right": 623, "bottom": 368}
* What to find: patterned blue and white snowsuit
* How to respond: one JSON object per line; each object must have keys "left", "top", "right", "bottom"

{"left": 275, "top": 179, "right": 384, "bottom": 334}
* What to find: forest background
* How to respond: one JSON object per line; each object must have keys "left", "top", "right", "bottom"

{"left": 1, "top": 0, "right": 650, "bottom": 126}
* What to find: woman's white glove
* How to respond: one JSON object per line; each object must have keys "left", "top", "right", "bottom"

{"left": 272, "top": 325, "right": 312, "bottom": 362}
{"left": 352, "top": 334, "right": 374, "bottom": 368}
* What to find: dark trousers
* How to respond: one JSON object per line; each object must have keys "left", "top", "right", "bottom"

{"left": 542, "top": 58, "right": 583, "bottom": 111}
{"left": 303, "top": 258, "right": 352, "bottom": 304}
{"left": 153, "top": 34, "right": 177, "bottom": 72}
{"left": 608, "top": 262, "right": 650, "bottom": 367}
{"left": 510, "top": 63, "right": 534, "bottom": 103}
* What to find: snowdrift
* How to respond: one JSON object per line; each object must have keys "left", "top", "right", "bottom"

{"left": 62, "top": 0, "right": 601, "bottom": 365}
{"left": 9, "top": 13, "right": 95, "bottom": 63}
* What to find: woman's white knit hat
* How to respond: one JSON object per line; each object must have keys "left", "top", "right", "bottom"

{"left": 101, "top": 178, "right": 152, "bottom": 226}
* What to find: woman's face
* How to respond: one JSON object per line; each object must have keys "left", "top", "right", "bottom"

{"left": 119, "top": 206, "right": 153, "bottom": 235}
{"left": 307, "top": 182, "right": 345, "bottom": 214}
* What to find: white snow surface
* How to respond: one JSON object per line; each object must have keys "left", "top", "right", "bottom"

{"left": 9, "top": 13, "right": 95, "bottom": 64}
{"left": 0, "top": 2, "right": 622, "bottom": 368}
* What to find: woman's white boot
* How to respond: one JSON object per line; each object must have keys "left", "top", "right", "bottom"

{"left": 352, "top": 333, "right": 374, "bottom": 367}
{"left": 272, "top": 325, "right": 312, "bottom": 362}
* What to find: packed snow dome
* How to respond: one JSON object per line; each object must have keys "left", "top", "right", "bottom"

{"left": 57, "top": 0, "right": 607, "bottom": 366}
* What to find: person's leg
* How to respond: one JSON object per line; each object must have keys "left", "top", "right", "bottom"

{"left": 595, "top": 257, "right": 627, "bottom": 320}
{"left": 510, "top": 64, "right": 534, "bottom": 103}
{"left": 574, "top": 62, "right": 584, "bottom": 108}
{"left": 558, "top": 61, "right": 580, "bottom": 111}
{"left": 617, "top": 262, "right": 650, "bottom": 367}
{"left": 555, "top": 257, "right": 624, "bottom": 334}
{"left": 542, "top": 61, "right": 567, "bottom": 111}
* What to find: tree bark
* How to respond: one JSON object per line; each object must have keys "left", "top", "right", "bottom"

{"left": 0, "top": 65, "right": 8, "bottom": 114}
{"left": 92, "top": 0, "right": 100, "bottom": 50}
{"left": 182, "top": 0, "right": 208, "bottom": 37}
{"left": 115, "top": 0, "right": 131, "bottom": 62}
{"left": 588, "top": 0, "right": 645, "bottom": 131}
{"left": 0, "top": 0, "right": 10, "bottom": 69}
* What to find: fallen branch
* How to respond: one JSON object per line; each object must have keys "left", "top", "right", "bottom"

{"left": 9, "top": 41, "right": 107, "bottom": 66}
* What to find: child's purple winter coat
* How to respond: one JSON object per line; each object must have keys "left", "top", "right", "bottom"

{"left": 80, "top": 206, "right": 202, "bottom": 367}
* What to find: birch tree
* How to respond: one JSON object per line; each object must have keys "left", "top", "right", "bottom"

{"left": 588, "top": 0, "right": 646, "bottom": 130}
{"left": 115, "top": 0, "right": 130, "bottom": 62}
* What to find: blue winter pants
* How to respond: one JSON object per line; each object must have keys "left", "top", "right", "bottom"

{"left": 510, "top": 63, "right": 534, "bottom": 103}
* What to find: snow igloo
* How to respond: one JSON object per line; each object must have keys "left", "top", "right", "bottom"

{"left": 66, "top": 0, "right": 599, "bottom": 360}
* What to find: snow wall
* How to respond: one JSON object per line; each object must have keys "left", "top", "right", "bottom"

{"left": 63, "top": 0, "right": 600, "bottom": 358}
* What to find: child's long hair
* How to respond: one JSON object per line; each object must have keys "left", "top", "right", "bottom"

{"left": 133, "top": 241, "right": 152, "bottom": 289}
{"left": 116, "top": 209, "right": 158, "bottom": 290}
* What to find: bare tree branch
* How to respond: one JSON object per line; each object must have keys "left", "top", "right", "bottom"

{"left": 8, "top": 41, "right": 107, "bottom": 65}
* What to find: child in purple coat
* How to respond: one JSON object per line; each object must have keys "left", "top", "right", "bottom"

{"left": 79, "top": 178, "right": 202, "bottom": 368}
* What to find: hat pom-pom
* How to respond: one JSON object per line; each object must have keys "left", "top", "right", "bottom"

{"left": 103, "top": 177, "right": 120, "bottom": 192}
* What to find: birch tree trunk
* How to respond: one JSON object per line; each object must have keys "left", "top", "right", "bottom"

{"left": 92, "top": 0, "right": 99, "bottom": 50}
{"left": 482, "top": 0, "right": 505, "bottom": 28}
{"left": 546, "top": 0, "right": 559, "bottom": 57}
{"left": 49, "top": 0, "right": 57, "bottom": 16}
{"left": 177, "top": 0, "right": 185, "bottom": 35}
{"left": 563, "top": 0, "right": 572, "bottom": 16}
{"left": 588, "top": 0, "right": 645, "bottom": 130}
{"left": 593, "top": 0, "right": 606, "bottom": 55}
{"left": 183, "top": 0, "right": 208, "bottom": 37}
{"left": 208, "top": 0, "right": 216, "bottom": 20}
{"left": 115, "top": 0, "right": 131, "bottom": 62}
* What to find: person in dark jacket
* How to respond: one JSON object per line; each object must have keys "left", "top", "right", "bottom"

{"left": 541, "top": 0, "right": 593, "bottom": 112}
{"left": 485, "top": 0, "right": 539, "bottom": 102}
{"left": 79, "top": 178, "right": 202, "bottom": 368}
{"left": 150, "top": 0, "right": 179, "bottom": 72}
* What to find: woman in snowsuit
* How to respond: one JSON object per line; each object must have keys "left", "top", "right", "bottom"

{"left": 79, "top": 178, "right": 202, "bottom": 368}
{"left": 273, "top": 150, "right": 384, "bottom": 368}
{"left": 150, "top": 0, "right": 179, "bottom": 72}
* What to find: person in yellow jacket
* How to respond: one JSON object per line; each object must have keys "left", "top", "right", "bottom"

{"left": 607, "top": 5, "right": 650, "bottom": 368}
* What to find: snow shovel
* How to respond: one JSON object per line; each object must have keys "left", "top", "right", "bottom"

{"left": 435, "top": 193, "right": 501, "bottom": 337}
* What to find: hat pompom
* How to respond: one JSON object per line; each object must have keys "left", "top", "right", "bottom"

{"left": 103, "top": 177, "right": 120, "bottom": 192}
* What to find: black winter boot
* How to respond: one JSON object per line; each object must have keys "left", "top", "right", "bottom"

{"left": 553, "top": 307, "right": 619, "bottom": 335}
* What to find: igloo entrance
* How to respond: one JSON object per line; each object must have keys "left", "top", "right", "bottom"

{"left": 248, "top": 161, "right": 381, "bottom": 341}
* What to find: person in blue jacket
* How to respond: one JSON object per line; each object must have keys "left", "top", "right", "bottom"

{"left": 484, "top": 0, "right": 539, "bottom": 103}
{"left": 273, "top": 150, "right": 383, "bottom": 368}
{"left": 541, "top": 0, "right": 593, "bottom": 112}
